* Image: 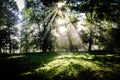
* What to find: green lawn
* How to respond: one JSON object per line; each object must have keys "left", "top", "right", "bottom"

{"left": 0, "top": 52, "right": 120, "bottom": 80}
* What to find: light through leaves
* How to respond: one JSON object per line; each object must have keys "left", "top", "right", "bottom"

{"left": 16, "top": 0, "right": 25, "bottom": 12}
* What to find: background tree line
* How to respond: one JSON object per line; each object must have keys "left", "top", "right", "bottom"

{"left": 0, "top": 0, "right": 120, "bottom": 53}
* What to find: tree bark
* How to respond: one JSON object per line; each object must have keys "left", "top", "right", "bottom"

{"left": 0, "top": 47, "right": 1, "bottom": 53}
{"left": 88, "top": 27, "right": 93, "bottom": 51}
{"left": 8, "top": 28, "right": 11, "bottom": 54}
{"left": 88, "top": 6, "right": 94, "bottom": 51}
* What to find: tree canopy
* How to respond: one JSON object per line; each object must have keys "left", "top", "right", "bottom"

{"left": 0, "top": 0, "right": 120, "bottom": 53}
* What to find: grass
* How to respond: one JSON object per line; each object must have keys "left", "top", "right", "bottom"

{"left": 0, "top": 52, "right": 120, "bottom": 80}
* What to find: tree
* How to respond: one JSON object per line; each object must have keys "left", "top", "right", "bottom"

{"left": 76, "top": 0, "right": 120, "bottom": 51}
{"left": 23, "top": 0, "right": 60, "bottom": 52}
{"left": 89, "top": 0, "right": 120, "bottom": 51}
{"left": 0, "top": 0, "right": 19, "bottom": 53}
{"left": 11, "top": 39, "right": 19, "bottom": 53}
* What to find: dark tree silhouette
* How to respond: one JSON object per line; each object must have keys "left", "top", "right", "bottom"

{"left": 0, "top": 0, "right": 18, "bottom": 53}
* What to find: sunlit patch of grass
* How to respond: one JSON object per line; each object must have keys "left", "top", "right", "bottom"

{"left": 20, "top": 71, "right": 32, "bottom": 75}
{"left": 1, "top": 52, "right": 120, "bottom": 80}
{"left": 7, "top": 55, "right": 26, "bottom": 59}
{"left": 34, "top": 53, "right": 114, "bottom": 79}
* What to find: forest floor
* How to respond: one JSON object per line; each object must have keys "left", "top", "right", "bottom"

{"left": 0, "top": 51, "right": 120, "bottom": 80}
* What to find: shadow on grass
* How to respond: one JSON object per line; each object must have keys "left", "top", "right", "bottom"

{"left": 0, "top": 53, "right": 58, "bottom": 80}
{"left": 0, "top": 52, "right": 120, "bottom": 80}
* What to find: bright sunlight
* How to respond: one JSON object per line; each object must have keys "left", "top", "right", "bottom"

{"left": 57, "top": 1, "right": 66, "bottom": 9}
{"left": 16, "top": 0, "right": 25, "bottom": 12}
{"left": 1, "top": 0, "right": 120, "bottom": 80}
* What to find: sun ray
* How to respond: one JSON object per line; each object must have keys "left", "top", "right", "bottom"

{"left": 16, "top": 0, "right": 25, "bottom": 12}
{"left": 53, "top": 10, "right": 84, "bottom": 51}
{"left": 57, "top": 1, "right": 66, "bottom": 9}
{"left": 42, "top": 9, "right": 58, "bottom": 40}
{"left": 37, "top": 1, "right": 84, "bottom": 51}
{"left": 43, "top": 9, "right": 57, "bottom": 23}
{"left": 50, "top": 10, "right": 58, "bottom": 26}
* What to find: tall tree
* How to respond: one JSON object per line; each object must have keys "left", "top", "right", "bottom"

{"left": 0, "top": 0, "right": 18, "bottom": 53}
{"left": 74, "top": 0, "right": 120, "bottom": 51}
{"left": 23, "top": 0, "right": 57, "bottom": 52}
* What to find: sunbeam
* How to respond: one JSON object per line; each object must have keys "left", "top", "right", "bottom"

{"left": 51, "top": 9, "right": 84, "bottom": 51}
{"left": 18, "top": 14, "right": 23, "bottom": 20}
{"left": 42, "top": 9, "right": 58, "bottom": 40}
{"left": 43, "top": 9, "right": 57, "bottom": 24}
{"left": 15, "top": 1, "right": 86, "bottom": 52}
{"left": 16, "top": 0, "right": 25, "bottom": 12}
{"left": 35, "top": 1, "right": 85, "bottom": 51}
{"left": 57, "top": 1, "right": 66, "bottom": 9}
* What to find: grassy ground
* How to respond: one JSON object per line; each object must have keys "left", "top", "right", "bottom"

{"left": 0, "top": 52, "right": 120, "bottom": 80}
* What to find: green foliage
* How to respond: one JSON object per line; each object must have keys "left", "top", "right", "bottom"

{"left": 0, "top": 0, "right": 19, "bottom": 53}
{"left": 0, "top": 0, "right": 120, "bottom": 52}
{"left": 77, "top": 0, "right": 120, "bottom": 51}
{"left": 0, "top": 52, "right": 120, "bottom": 80}
{"left": 106, "top": 28, "right": 120, "bottom": 51}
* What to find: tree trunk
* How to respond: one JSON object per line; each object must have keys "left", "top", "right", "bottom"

{"left": 37, "top": 23, "right": 42, "bottom": 52}
{"left": 0, "top": 39, "right": 2, "bottom": 53}
{"left": 88, "top": 29, "right": 93, "bottom": 51}
{"left": 9, "top": 39, "right": 12, "bottom": 54}
{"left": 88, "top": 7, "right": 94, "bottom": 51}
{"left": 42, "top": 41, "right": 47, "bottom": 52}
{"left": 9, "top": 29, "right": 11, "bottom": 54}
{"left": 20, "top": 41, "right": 22, "bottom": 53}
{"left": 0, "top": 47, "right": 1, "bottom": 53}
{"left": 88, "top": 40, "right": 92, "bottom": 51}
{"left": 25, "top": 26, "right": 28, "bottom": 53}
